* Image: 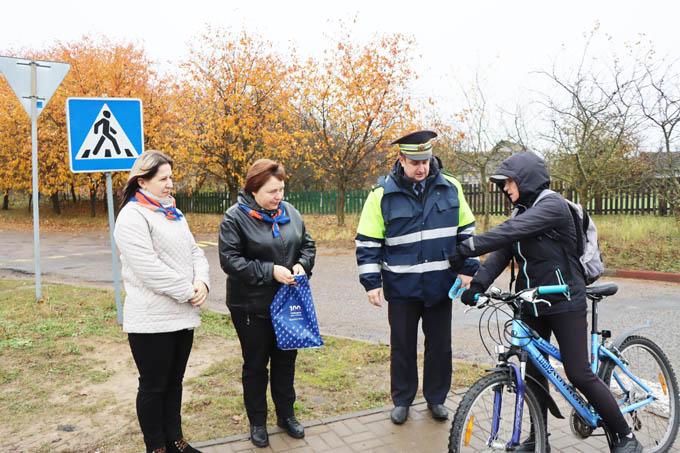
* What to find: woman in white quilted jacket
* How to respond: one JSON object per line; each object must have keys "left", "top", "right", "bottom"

{"left": 114, "top": 151, "right": 210, "bottom": 453}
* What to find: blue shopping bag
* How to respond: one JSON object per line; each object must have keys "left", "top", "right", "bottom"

{"left": 270, "top": 274, "right": 324, "bottom": 350}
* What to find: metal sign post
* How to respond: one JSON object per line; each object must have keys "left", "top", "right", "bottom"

{"left": 0, "top": 56, "right": 70, "bottom": 301}
{"left": 30, "top": 62, "right": 42, "bottom": 300}
{"left": 105, "top": 172, "right": 123, "bottom": 324}
{"left": 66, "top": 97, "right": 144, "bottom": 324}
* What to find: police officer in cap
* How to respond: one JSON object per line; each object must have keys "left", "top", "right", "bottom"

{"left": 355, "top": 130, "right": 479, "bottom": 424}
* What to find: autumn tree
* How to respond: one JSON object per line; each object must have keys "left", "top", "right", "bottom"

{"left": 298, "top": 28, "right": 416, "bottom": 225}
{"left": 0, "top": 80, "right": 31, "bottom": 209}
{"left": 176, "top": 28, "right": 303, "bottom": 200}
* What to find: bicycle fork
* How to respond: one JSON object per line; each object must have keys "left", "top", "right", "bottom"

{"left": 488, "top": 351, "right": 528, "bottom": 450}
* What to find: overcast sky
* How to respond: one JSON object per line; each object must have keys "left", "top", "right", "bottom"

{"left": 3, "top": 0, "right": 679, "bottom": 147}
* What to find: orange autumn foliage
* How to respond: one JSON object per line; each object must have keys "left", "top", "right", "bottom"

{"left": 174, "top": 28, "right": 304, "bottom": 197}
{"left": 298, "top": 28, "right": 417, "bottom": 225}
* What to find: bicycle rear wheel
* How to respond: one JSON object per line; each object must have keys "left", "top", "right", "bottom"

{"left": 449, "top": 370, "right": 548, "bottom": 452}
{"left": 601, "top": 335, "right": 679, "bottom": 452}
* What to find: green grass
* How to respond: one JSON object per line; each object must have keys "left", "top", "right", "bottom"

{"left": 595, "top": 215, "right": 680, "bottom": 272}
{"left": 0, "top": 279, "right": 484, "bottom": 452}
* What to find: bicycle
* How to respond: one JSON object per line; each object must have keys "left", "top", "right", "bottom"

{"left": 448, "top": 282, "right": 679, "bottom": 452}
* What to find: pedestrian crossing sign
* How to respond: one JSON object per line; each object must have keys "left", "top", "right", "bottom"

{"left": 66, "top": 98, "right": 144, "bottom": 173}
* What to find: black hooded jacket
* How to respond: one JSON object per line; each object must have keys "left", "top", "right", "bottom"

{"left": 457, "top": 152, "right": 586, "bottom": 316}
{"left": 218, "top": 191, "right": 316, "bottom": 314}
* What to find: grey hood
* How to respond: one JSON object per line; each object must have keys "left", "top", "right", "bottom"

{"left": 490, "top": 152, "right": 550, "bottom": 205}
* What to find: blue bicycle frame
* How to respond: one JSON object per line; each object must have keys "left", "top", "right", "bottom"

{"left": 483, "top": 285, "right": 658, "bottom": 449}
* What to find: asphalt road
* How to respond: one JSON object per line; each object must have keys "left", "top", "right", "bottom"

{"left": 1, "top": 230, "right": 679, "bottom": 369}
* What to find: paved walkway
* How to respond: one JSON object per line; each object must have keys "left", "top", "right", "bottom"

{"left": 192, "top": 392, "right": 637, "bottom": 453}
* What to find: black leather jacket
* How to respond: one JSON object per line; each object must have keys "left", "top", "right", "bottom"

{"left": 218, "top": 191, "right": 316, "bottom": 314}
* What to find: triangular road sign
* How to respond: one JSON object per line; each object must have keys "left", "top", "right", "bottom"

{"left": 0, "top": 56, "right": 70, "bottom": 117}
{"left": 75, "top": 103, "right": 140, "bottom": 159}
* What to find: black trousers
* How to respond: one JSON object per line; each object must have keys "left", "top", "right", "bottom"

{"left": 231, "top": 308, "right": 297, "bottom": 426}
{"left": 523, "top": 309, "right": 630, "bottom": 436}
{"left": 128, "top": 329, "right": 194, "bottom": 451}
{"left": 388, "top": 300, "right": 452, "bottom": 406}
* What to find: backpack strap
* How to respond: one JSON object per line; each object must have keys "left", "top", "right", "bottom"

{"left": 533, "top": 189, "right": 587, "bottom": 283}
{"left": 532, "top": 189, "right": 555, "bottom": 207}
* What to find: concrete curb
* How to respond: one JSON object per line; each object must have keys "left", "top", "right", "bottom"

{"left": 603, "top": 268, "right": 680, "bottom": 283}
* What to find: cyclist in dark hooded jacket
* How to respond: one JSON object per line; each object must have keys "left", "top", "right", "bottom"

{"left": 453, "top": 152, "right": 642, "bottom": 453}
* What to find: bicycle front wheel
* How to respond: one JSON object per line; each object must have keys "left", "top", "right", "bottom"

{"left": 601, "top": 335, "right": 679, "bottom": 452}
{"left": 449, "top": 371, "right": 548, "bottom": 452}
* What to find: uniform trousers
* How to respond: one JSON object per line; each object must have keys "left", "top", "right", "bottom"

{"left": 388, "top": 299, "right": 452, "bottom": 406}
{"left": 231, "top": 308, "right": 297, "bottom": 426}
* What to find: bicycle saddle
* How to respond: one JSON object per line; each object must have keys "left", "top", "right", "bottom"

{"left": 586, "top": 283, "right": 618, "bottom": 297}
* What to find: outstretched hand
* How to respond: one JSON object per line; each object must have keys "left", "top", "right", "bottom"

{"left": 460, "top": 281, "right": 485, "bottom": 307}
{"left": 460, "top": 289, "right": 478, "bottom": 307}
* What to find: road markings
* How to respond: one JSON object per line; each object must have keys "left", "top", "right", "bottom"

{"left": 0, "top": 250, "right": 109, "bottom": 265}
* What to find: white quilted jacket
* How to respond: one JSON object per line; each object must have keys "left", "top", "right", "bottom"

{"left": 114, "top": 201, "right": 210, "bottom": 333}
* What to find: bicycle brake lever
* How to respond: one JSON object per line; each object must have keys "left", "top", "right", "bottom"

{"left": 533, "top": 298, "right": 552, "bottom": 307}
{"left": 518, "top": 291, "right": 552, "bottom": 307}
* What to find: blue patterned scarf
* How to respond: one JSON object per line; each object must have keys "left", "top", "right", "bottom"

{"left": 238, "top": 203, "right": 290, "bottom": 237}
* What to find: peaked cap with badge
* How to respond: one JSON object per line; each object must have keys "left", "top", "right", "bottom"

{"left": 391, "top": 130, "right": 438, "bottom": 161}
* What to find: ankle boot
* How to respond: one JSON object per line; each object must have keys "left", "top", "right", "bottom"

{"left": 167, "top": 438, "right": 201, "bottom": 453}
{"left": 250, "top": 425, "right": 269, "bottom": 448}
{"left": 277, "top": 415, "right": 305, "bottom": 439}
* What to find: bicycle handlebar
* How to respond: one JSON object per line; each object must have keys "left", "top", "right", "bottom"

{"left": 536, "top": 284, "right": 569, "bottom": 295}
{"left": 471, "top": 284, "right": 569, "bottom": 309}
{"left": 449, "top": 281, "right": 570, "bottom": 313}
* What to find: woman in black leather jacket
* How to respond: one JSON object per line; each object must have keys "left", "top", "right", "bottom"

{"left": 218, "top": 159, "right": 315, "bottom": 448}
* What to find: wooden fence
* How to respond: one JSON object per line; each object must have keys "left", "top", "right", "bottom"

{"left": 175, "top": 184, "right": 670, "bottom": 216}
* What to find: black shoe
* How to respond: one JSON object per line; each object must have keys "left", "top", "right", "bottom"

{"left": 513, "top": 434, "right": 551, "bottom": 452}
{"left": 277, "top": 416, "right": 305, "bottom": 439}
{"left": 427, "top": 403, "right": 449, "bottom": 421}
{"left": 250, "top": 425, "right": 269, "bottom": 448}
{"left": 390, "top": 405, "right": 409, "bottom": 425}
{"left": 166, "top": 438, "right": 201, "bottom": 453}
{"left": 612, "top": 434, "right": 643, "bottom": 453}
